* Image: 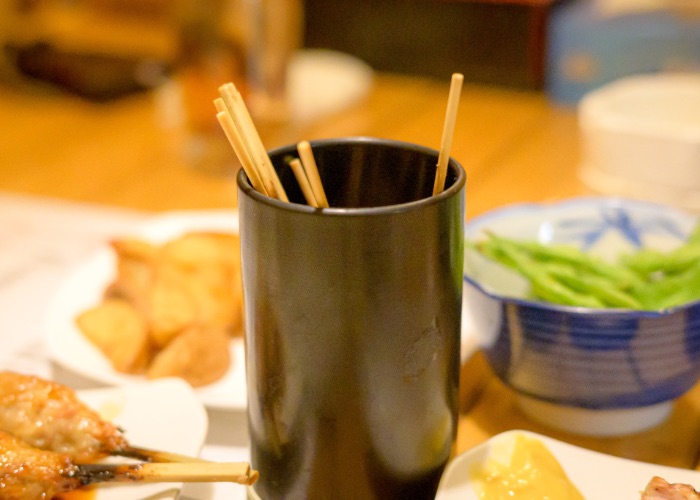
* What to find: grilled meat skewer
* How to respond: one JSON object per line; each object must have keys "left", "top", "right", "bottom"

{"left": 0, "top": 371, "right": 128, "bottom": 462}
{"left": 0, "top": 431, "right": 78, "bottom": 500}
{"left": 0, "top": 431, "right": 258, "bottom": 500}
{"left": 0, "top": 371, "right": 201, "bottom": 464}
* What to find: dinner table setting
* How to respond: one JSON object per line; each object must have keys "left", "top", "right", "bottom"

{"left": 1, "top": 39, "right": 700, "bottom": 499}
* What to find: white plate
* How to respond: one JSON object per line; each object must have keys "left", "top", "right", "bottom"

{"left": 436, "top": 429, "right": 700, "bottom": 499}
{"left": 75, "top": 378, "right": 208, "bottom": 499}
{"left": 46, "top": 210, "right": 247, "bottom": 410}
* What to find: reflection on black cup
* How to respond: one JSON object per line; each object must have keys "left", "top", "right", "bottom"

{"left": 238, "top": 137, "right": 466, "bottom": 499}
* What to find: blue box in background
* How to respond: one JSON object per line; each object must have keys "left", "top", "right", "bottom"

{"left": 545, "top": 0, "right": 700, "bottom": 105}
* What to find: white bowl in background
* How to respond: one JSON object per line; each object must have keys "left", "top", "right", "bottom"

{"left": 578, "top": 73, "right": 700, "bottom": 212}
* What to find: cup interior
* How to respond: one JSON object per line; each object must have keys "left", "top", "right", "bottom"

{"left": 262, "top": 137, "right": 464, "bottom": 208}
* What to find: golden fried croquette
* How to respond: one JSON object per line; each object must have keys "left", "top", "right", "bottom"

{"left": 75, "top": 298, "right": 152, "bottom": 374}
{"left": 147, "top": 325, "right": 231, "bottom": 387}
{"left": 76, "top": 230, "right": 243, "bottom": 388}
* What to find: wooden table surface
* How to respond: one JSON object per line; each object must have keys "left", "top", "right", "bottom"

{"left": 2, "top": 70, "right": 699, "bottom": 475}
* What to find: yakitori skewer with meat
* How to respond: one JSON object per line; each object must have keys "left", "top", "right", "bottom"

{"left": 0, "top": 371, "right": 198, "bottom": 464}
{"left": 0, "top": 430, "right": 257, "bottom": 500}
{"left": 0, "top": 371, "right": 127, "bottom": 463}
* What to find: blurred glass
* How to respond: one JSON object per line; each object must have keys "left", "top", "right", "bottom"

{"left": 170, "top": 0, "right": 302, "bottom": 176}
{"left": 245, "top": 0, "right": 303, "bottom": 124}
{"left": 170, "top": 0, "right": 248, "bottom": 176}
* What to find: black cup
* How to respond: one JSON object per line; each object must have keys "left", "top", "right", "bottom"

{"left": 237, "top": 137, "right": 466, "bottom": 499}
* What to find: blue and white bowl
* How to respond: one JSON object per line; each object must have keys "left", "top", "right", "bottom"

{"left": 463, "top": 197, "right": 700, "bottom": 436}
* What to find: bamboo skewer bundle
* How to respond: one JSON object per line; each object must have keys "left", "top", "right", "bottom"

{"left": 215, "top": 72, "right": 462, "bottom": 206}
{"left": 214, "top": 98, "right": 268, "bottom": 196}
{"left": 214, "top": 85, "right": 330, "bottom": 208}
{"left": 215, "top": 82, "right": 288, "bottom": 201}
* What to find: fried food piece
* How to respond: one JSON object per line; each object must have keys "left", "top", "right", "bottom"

{"left": 0, "top": 430, "right": 78, "bottom": 500}
{"left": 76, "top": 298, "right": 152, "bottom": 374}
{"left": 104, "top": 238, "right": 158, "bottom": 311}
{"left": 147, "top": 325, "right": 231, "bottom": 387}
{"left": 160, "top": 232, "right": 240, "bottom": 270}
{"left": 76, "top": 230, "right": 242, "bottom": 388}
{"left": 144, "top": 232, "right": 244, "bottom": 344}
{"left": 147, "top": 269, "right": 199, "bottom": 348}
{"left": 642, "top": 476, "right": 700, "bottom": 499}
{"left": 160, "top": 232, "right": 244, "bottom": 335}
{"left": 0, "top": 372, "right": 129, "bottom": 463}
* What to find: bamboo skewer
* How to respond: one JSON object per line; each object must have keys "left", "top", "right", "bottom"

{"left": 214, "top": 98, "right": 268, "bottom": 195}
{"left": 218, "top": 83, "right": 288, "bottom": 202}
{"left": 73, "top": 461, "right": 259, "bottom": 487}
{"left": 216, "top": 74, "right": 460, "bottom": 203}
{"left": 112, "top": 446, "right": 208, "bottom": 464}
{"left": 217, "top": 84, "right": 276, "bottom": 197}
{"left": 297, "top": 141, "right": 329, "bottom": 208}
{"left": 288, "top": 158, "right": 319, "bottom": 207}
{"left": 433, "top": 72, "right": 464, "bottom": 195}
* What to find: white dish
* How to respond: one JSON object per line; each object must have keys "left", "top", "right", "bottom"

{"left": 75, "top": 378, "right": 208, "bottom": 500}
{"left": 46, "top": 210, "right": 247, "bottom": 410}
{"left": 436, "top": 429, "right": 700, "bottom": 499}
{"left": 578, "top": 73, "right": 700, "bottom": 213}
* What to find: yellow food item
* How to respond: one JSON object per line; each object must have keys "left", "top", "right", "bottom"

{"left": 75, "top": 298, "right": 151, "bottom": 374}
{"left": 147, "top": 324, "right": 231, "bottom": 387}
{"left": 470, "top": 434, "right": 584, "bottom": 500}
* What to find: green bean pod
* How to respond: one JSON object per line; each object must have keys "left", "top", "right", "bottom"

{"left": 508, "top": 239, "right": 645, "bottom": 290}
{"left": 545, "top": 262, "right": 643, "bottom": 309}
{"left": 481, "top": 234, "right": 604, "bottom": 308}
{"left": 622, "top": 243, "right": 700, "bottom": 276}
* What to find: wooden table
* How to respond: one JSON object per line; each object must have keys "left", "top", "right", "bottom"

{"left": 2, "top": 70, "right": 698, "bottom": 474}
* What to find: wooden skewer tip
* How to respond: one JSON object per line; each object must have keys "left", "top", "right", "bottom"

{"left": 296, "top": 141, "right": 329, "bottom": 208}
{"left": 289, "top": 158, "right": 319, "bottom": 207}
{"left": 433, "top": 73, "right": 465, "bottom": 195}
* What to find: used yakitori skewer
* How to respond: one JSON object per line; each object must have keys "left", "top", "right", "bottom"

{"left": 217, "top": 84, "right": 276, "bottom": 197}
{"left": 433, "top": 72, "right": 464, "bottom": 195}
{"left": 0, "top": 371, "right": 129, "bottom": 463}
{"left": 0, "top": 431, "right": 258, "bottom": 500}
{"left": 217, "top": 83, "right": 289, "bottom": 202}
{"left": 297, "top": 140, "right": 329, "bottom": 208}
{"left": 0, "top": 371, "right": 201, "bottom": 465}
{"left": 288, "top": 158, "right": 319, "bottom": 207}
{"left": 74, "top": 461, "right": 258, "bottom": 486}
{"left": 214, "top": 98, "right": 268, "bottom": 195}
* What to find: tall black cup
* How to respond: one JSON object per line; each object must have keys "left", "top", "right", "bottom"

{"left": 237, "top": 137, "right": 466, "bottom": 499}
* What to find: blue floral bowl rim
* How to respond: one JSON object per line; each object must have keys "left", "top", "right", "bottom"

{"left": 463, "top": 196, "right": 700, "bottom": 318}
